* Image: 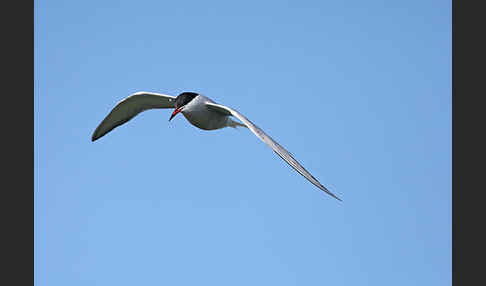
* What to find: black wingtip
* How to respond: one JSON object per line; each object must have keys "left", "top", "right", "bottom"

{"left": 91, "top": 128, "right": 105, "bottom": 142}
{"left": 320, "top": 186, "right": 342, "bottom": 202}
{"left": 327, "top": 192, "right": 342, "bottom": 202}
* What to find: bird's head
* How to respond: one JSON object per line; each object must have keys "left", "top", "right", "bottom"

{"left": 169, "top": 92, "right": 199, "bottom": 121}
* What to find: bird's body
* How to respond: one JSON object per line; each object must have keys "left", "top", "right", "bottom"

{"left": 92, "top": 91, "right": 342, "bottom": 201}
{"left": 180, "top": 94, "right": 231, "bottom": 130}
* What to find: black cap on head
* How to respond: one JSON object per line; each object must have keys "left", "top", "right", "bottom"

{"left": 175, "top": 92, "right": 198, "bottom": 109}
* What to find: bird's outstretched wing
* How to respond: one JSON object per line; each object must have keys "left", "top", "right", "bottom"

{"left": 205, "top": 102, "right": 341, "bottom": 201}
{"left": 91, "top": 92, "right": 176, "bottom": 141}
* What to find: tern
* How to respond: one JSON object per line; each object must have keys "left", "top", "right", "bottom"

{"left": 91, "top": 91, "right": 341, "bottom": 201}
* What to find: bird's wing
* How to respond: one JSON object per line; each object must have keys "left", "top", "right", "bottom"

{"left": 91, "top": 92, "right": 176, "bottom": 141}
{"left": 205, "top": 102, "right": 342, "bottom": 201}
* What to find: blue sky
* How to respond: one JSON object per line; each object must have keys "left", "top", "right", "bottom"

{"left": 35, "top": 0, "right": 451, "bottom": 285}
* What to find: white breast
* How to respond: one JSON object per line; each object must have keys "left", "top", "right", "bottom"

{"left": 181, "top": 95, "right": 230, "bottom": 130}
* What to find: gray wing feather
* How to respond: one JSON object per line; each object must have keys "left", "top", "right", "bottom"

{"left": 205, "top": 102, "right": 342, "bottom": 201}
{"left": 92, "top": 92, "right": 176, "bottom": 141}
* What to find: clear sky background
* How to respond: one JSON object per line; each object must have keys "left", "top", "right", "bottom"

{"left": 35, "top": 0, "right": 451, "bottom": 285}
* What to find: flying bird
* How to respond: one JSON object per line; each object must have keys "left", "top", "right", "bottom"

{"left": 91, "top": 91, "right": 341, "bottom": 201}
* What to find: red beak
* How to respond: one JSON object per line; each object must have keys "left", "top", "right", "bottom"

{"left": 169, "top": 107, "right": 182, "bottom": 121}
